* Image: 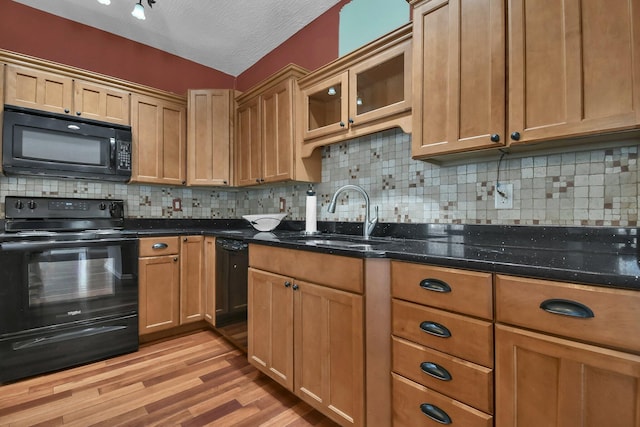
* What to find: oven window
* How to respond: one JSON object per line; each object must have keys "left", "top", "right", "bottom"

{"left": 28, "top": 247, "right": 119, "bottom": 306}
{"left": 21, "top": 128, "right": 103, "bottom": 165}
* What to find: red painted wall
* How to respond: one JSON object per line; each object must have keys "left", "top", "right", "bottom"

{"left": 0, "top": 2, "right": 234, "bottom": 95}
{"left": 235, "top": 0, "right": 350, "bottom": 91}
{"left": 0, "top": 1, "right": 350, "bottom": 94}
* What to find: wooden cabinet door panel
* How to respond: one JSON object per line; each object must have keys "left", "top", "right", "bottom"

{"left": 180, "top": 236, "right": 204, "bottom": 324}
{"left": 236, "top": 97, "right": 262, "bottom": 186}
{"left": 6, "top": 65, "right": 72, "bottom": 114}
{"left": 508, "top": 0, "right": 640, "bottom": 144}
{"left": 301, "top": 71, "right": 349, "bottom": 141}
{"left": 294, "top": 279, "right": 364, "bottom": 427}
{"left": 73, "top": 80, "right": 130, "bottom": 125}
{"left": 187, "top": 89, "right": 231, "bottom": 186}
{"left": 349, "top": 39, "right": 412, "bottom": 128}
{"left": 139, "top": 255, "right": 180, "bottom": 334}
{"left": 261, "top": 80, "right": 293, "bottom": 183}
{"left": 131, "top": 93, "right": 186, "bottom": 185}
{"left": 247, "top": 268, "right": 294, "bottom": 390}
{"left": 496, "top": 324, "right": 640, "bottom": 427}
{"left": 412, "top": 0, "right": 505, "bottom": 158}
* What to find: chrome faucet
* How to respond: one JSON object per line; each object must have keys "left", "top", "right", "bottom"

{"left": 327, "top": 184, "right": 378, "bottom": 239}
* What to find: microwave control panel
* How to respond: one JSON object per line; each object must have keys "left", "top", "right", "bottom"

{"left": 117, "top": 141, "right": 132, "bottom": 171}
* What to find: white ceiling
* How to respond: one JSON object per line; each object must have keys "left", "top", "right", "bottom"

{"left": 14, "top": 0, "right": 342, "bottom": 76}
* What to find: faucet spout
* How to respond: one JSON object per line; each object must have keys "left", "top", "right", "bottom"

{"left": 327, "top": 184, "right": 378, "bottom": 239}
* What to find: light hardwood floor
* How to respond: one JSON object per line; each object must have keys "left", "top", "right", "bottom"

{"left": 0, "top": 330, "right": 339, "bottom": 426}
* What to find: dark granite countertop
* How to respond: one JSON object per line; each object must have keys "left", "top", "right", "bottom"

{"left": 2, "top": 219, "right": 638, "bottom": 291}
{"left": 123, "top": 220, "right": 640, "bottom": 291}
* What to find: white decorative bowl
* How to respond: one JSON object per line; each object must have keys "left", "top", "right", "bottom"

{"left": 243, "top": 213, "right": 287, "bottom": 231}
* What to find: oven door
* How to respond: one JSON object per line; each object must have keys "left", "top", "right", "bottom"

{"left": 0, "top": 237, "right": 138, "bottom": 335}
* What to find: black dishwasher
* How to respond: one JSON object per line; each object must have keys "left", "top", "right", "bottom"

{"left": 215, "top": 238, "right": 248, "bottom": 327}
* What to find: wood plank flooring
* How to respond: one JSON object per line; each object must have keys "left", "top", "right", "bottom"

{"left": 0, "top": 330, "right": 339, "bottom": 426}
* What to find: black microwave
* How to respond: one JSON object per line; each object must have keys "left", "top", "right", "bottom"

{"left": 2, "top": 105, "right": 132, "bottom": 182}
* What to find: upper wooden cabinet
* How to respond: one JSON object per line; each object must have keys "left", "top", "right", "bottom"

{"left": 410, "top": 0, "right": 640, "bottom": 158}
{"left": 5, "top": 64, "right": 130, "bottom": 125}
{"left": 235, "top": 65, "right": 321, "bottom": 187}
{"left": 187, "top": 89, "right": 234, "bottom": 187}
{"left": 410, "top": 0, "right": 506, "bottom": 158}
{"left": 298, "top": 24, "right": 412, "bottom": 157}
{"left": 507, "top": 0, "right": 640, "bottom": 145}
{"left": 130, "top": 93, "right": 187, "bottom": 185}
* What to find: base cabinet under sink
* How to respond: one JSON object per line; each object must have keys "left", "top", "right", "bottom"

{"left": 247, "top": 244, "right": 391, "bottom": 427}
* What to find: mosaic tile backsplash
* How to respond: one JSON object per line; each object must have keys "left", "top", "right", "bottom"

{"left": 0, "top": 129, "right": 638, "bottom": 226}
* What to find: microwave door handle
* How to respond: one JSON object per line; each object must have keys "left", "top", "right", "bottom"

{"left": 110, "top": 138, "right": 116, "bottom": 169}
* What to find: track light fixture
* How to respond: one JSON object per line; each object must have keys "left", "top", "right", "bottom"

{"left": 132, "top": 0, "right": 156, "bottom": 20}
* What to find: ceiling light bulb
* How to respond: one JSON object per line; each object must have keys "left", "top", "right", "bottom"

{"left": 132, "top": 2, "right": 146, "bottom": 20}
{"left": 97, "top": 0, "right": 111, "bottom": 4}
{"left": 327, "top": 87, "right": 336, "bottom": 96}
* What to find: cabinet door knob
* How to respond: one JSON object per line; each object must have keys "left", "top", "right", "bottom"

{"left": 510, "top": 131, "right": 521, "bottom": 141}
{"left": 420, "top": 321, "right": 451, "bottom": 338}
{"left": 339, "top": 121, "right": 345, "bottom": 127}
{"left": 76, "top": 111, "right": 81, "bottom": 116}
{"left": 64, "top": 108, "right": 70, "bottom": 114}
{"left": 223, "top": 180, "right": 228, "bottom": 185}
{"left": 348, "top": 118, "right": 354, "bottom": 124}
{"left": 490, "top": 133, "right": 500, "bottom": 142}
{"left": 256, "top": 179, "right": 261, "bottom": 183}
{"left": 420, "top": 403, "right": 452, "bottom": 425}
{"left": 183, "top": 237, "right": 188, "bottom": 242}
{"left": 292, "top": 284, "right": 299, "bottom": 291}
{"left": 173, "top": 257, "right": 178, "bottom": 262}
{"left": 284, "top": 281, "right": 291, "bottom": 288}
{"left": 182, "top": 180, "right": 186, "bottom": 185}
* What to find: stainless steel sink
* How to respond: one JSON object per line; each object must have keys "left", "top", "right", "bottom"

{"left": 287, "top": 236, "right": 389, "bottom": 252}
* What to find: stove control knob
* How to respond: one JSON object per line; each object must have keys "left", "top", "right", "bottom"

{"left": 98, "top": 202, "right": 107, "bottom": 210}
{"left": 28, "top": 200, "right": 37, "bottom": 210}
{"left": 14, "top": 200, "right": 24, "bottom": 210}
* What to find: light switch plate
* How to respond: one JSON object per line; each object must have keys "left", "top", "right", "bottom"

{"left": 495, "top": 183, "right": 513, "bottom": 209}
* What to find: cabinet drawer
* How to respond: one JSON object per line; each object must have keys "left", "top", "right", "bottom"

{"left": 139, "top": 236, "right": 180, "bottom": 257}
{"left": 391, "top": 261, "right": 493, "bottom": 319}
{"left": 392, "top": 336, "right": 493, "bottom": 414}
{"left": 392, "top": 373, "right": 493, "bottom": 427}
{"left": 496, "top": 275, "right": 640, "bottom": 353}
{"left": 392, "top": 299, "right": 493, "bottom": 367}
{"left": 249, "top": 244, "right": 363, "bottom": 293}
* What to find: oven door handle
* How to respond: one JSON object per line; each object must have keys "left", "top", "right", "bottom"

{"left": 0, "top": 238, "right": 134, "bottom": 252}
{"left": 12, "top": 325, "right": 128, "bottom": 351}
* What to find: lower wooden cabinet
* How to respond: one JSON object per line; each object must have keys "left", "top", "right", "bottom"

{"left": 138, "top": 236, "right": 204, "bottom": 335}
{"left": 248, "top": 244, "right": 373, "bottom": 426}
{"left": 179, "top": 236, "right": 204, "bottom": 324}
{"left": 138, "top": 237, "right": 181, "bottom": 334}
{"left": 203, "top": 236, "right": 216, "bottom": 326}
{"left": 495, "top": 324, "right": 640, "bottom": 427}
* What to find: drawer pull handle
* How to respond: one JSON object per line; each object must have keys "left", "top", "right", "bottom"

{"left": 540, "top": 299, "right": 595, "bottom": 319}
{"left": 420, "top": 403, "right": 452, "bottom": 424}
{"left": 420, "top": 321, "right": 451, "bottom": 338}
{"left": 420, "top": 362, "right": 452, "bottom": 381}
{"left": 152, "top": 243, "right": 168, "bottom": 250}
{"left": 420, "top": 278, "right": 451, "bottom": 293}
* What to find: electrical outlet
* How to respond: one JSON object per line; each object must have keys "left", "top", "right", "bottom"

{"left": 172, "top": 198, "right": 182, "bottom": 211}
{"left": 279, "top": 197, "right": 286, "bottom": 212}
{"left": 495, "top": 183, "right": 513, "bottom": 209}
